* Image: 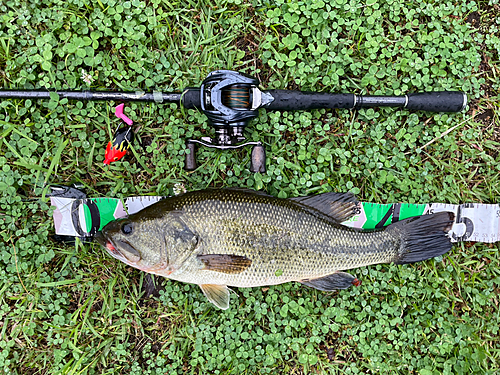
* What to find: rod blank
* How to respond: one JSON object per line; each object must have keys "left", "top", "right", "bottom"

{"left": 0, "top": 90, "right": 182, "bottom": 103}
{"left": 0, "top": 87, "right": 468, "bottom": 113}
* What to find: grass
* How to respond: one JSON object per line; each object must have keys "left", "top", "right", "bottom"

{"left": 0, "top": 0, "right": 499, "bottom": 373}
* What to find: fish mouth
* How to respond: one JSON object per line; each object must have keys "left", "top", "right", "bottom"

{"left": 94, "top": 231, "right": 123, "bottom": 258}
{"left": 94, "top": 231, "right": 141, "bottom": 265}
{"left": 94, "top": 231, "right": 107, "bottom": 247}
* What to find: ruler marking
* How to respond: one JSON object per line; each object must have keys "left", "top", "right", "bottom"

{"left": 52, "top": 197, "right": 500, "bottom": 243}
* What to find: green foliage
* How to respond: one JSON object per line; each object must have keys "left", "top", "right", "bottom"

{"left": 0, "top": 0, "right": 499, "bottom": 374}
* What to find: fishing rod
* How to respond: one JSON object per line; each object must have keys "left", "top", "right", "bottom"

{"left": 0, "top": 70, "right": 467, "bottom": 172}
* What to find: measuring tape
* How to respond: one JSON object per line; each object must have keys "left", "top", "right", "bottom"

{"left": 49, "top": 193, "right": 500, "bottom": 243}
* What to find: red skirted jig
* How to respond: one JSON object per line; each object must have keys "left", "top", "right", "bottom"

{"left": 104, "top": 127, "right": 134, "bottom": 165}
{"left": 104, "top": 104, "right": 135, "bottom": 165}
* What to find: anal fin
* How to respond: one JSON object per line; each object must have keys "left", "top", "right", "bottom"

{"left": 300, "top": 271, "right": 360, "bottom": 291}
{"left": 200, "top": 284, "right": 230, "bottom": 310}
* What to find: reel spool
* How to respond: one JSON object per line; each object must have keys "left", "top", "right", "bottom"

{"left": 222, "top": 84, "right": 252, "bottom": 110}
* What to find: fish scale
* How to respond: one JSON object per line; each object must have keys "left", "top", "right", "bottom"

{"left": 96, "top": 188, "right": 454, "bottom": 309}
{"left": 156, "top": 190, "right": 403, "bottom": 287}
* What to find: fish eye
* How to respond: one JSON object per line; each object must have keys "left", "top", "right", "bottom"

{"left": 121, "top": 222, "right": 133, "bottom": 235}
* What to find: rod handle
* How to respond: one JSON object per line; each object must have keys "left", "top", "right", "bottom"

{"left": 405, "top": 91, "right": 467, "bottom": 112}
{"left": 263, "top": 90, "right": 355, "bottom": 110}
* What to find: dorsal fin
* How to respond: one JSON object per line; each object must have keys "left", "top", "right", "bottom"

{"left": 289, "top": 192, "right": 359, "bottom": 223}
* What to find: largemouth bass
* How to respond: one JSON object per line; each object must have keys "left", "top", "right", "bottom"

{"left": 95, "top": 189, "right": 454, "bottom": 309}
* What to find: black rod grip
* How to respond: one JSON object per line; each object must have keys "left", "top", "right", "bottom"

{"left": 405, "top": 91, "right": 467, "bottom": 112}
{"left": 264, "top": 90, "right": 355, "bottom": 110}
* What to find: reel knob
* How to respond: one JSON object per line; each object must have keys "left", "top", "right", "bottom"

{"left": 250, "top": 144, "right": 266, "bottom": 173}
{"left": 185, "top": 142, "right": 197, "bottom": 171}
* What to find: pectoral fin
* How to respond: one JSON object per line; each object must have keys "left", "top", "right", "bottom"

{"left": 200, "top": 284, "right": 230, "bottom": 310}
{"left": 198, "top": 254, "right": 252, "bottom": 274}
{"left": 300, "top": 271, "right": 360, "bottom": 291}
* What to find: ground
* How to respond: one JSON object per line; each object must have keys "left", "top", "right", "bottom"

{"left": 0, "top": 0, "right": 499, "bottom": 374}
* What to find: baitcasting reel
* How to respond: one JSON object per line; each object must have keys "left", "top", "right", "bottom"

{"left": 184, "top": 70, "right": 270, "bottom": 173}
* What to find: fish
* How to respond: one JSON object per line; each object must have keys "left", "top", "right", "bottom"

{"left": 95, "top": 188, "right": 455, "bottom": 310}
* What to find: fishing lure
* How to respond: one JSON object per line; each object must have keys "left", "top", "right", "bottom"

{"left": 104, "top": 103, "right": 134, "bottom": 165}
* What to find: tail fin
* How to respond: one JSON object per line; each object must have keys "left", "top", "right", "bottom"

{"left": 388, "top": 212, "right": 455, "bottom": 265}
